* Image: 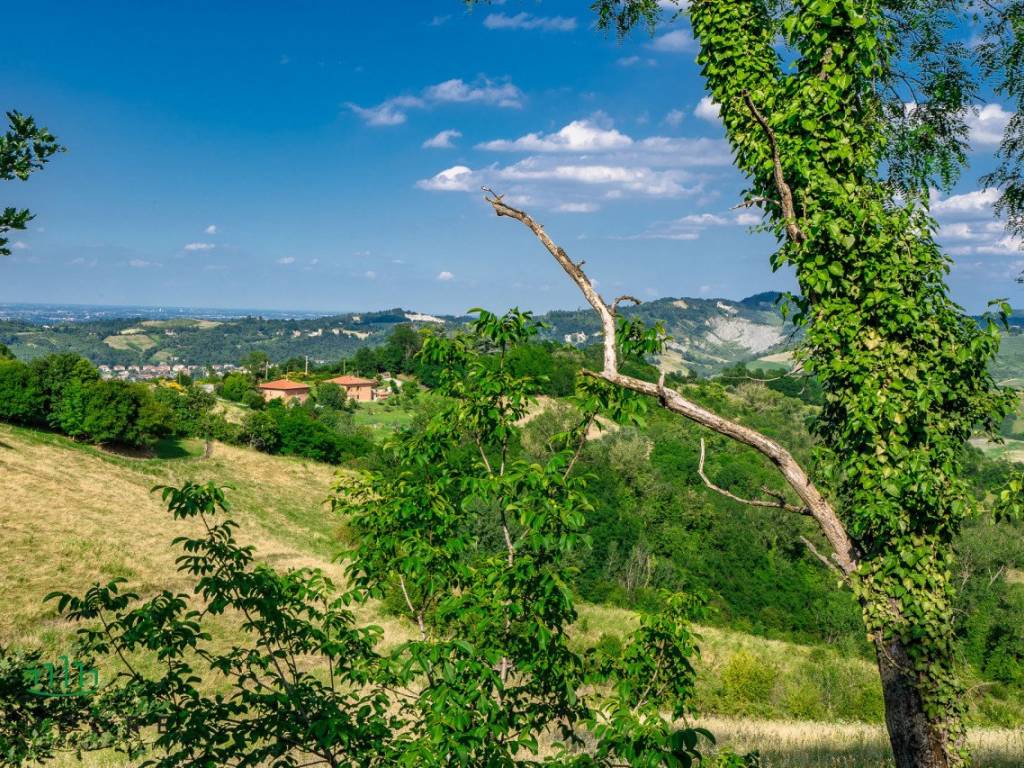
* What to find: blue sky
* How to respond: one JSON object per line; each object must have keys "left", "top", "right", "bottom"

{"left": 1, "top": 1, "right": 1017, "bottom": 314}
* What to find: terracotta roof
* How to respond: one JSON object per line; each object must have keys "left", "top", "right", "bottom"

{"left": 259, "top": 379, "right": 310, "bottom": 391}
{"left": 325, "top": 375, "right": 376, "bottom": 386}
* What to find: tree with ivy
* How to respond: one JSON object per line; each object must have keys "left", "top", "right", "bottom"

{"left": 465, "top": 2, "right": 1022, "bottom": 766}
{"left": 7, "top": 309, "right": 747, "bottom": 767}
{"left": 0, "top": 111, "right": 62, "bottom": 256}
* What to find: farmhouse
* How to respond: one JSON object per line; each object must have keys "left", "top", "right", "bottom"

{"left": 325, "top": 374, "right": 377, "bottom": 402}
{"left": 258, "top": 378, "right": 310, "bottom": 403}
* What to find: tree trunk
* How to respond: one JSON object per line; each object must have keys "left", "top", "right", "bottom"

{"left": 875, "top": 637, "right": 961, "bottom": 768}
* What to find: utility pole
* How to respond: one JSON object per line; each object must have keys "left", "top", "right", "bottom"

{"left": 264, "top": 360, "right": 269, "bottom": 380}
{"left": 305, "top": 355, "right": 309, "bottom": 376}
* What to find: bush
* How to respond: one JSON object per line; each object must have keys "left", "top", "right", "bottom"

{"left": 720, "top": 650, "right": 777, "bottom": 713}
{"left": 0, "top": 360, "right": 45, "bottom": 425}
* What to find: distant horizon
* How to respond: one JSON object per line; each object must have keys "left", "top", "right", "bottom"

{"left": 0, "top": 291, "right": 785, "bottom": 322}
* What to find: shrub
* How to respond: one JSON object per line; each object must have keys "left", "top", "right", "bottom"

{"left": 720, "top": 650, "right": 777, "bottom": 713}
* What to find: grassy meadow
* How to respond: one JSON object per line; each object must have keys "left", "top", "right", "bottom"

{"left": 2, "top": 422, "right": 1022, "bottom": 767}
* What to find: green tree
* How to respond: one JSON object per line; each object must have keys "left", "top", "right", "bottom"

{"left": 0, "top": 111, "right": 63, "bottom": 256}
{"left": 316, "top": 381, "right": 347, "bottom": 411}
{"left": 0, "top": 342, "right": 14, "bottom": 360}
{"left": 0, "top": 360, "right": 44, "bottom": 425}
{"left": 219, "top": 372, "right": 256, "bottom": 403}
{"left": 240, "top": 351, "right": 270, "bottom": 380}
{"left": 241, "top": 409, "right": 280, "bottom": 452}
{"left": 24, "top": 312, "right": 746, "bottom": 767}
{"left": 29, "top": 354, "right": 99, "bottom": 425}
{"left": 469, "top": 4, "right": 1016, "bottom": 765}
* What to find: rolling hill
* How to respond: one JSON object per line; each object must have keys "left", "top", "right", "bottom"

{"left": 1, "top": 422, "right": 1022, "bottom": 767}
{"left": 6, "top": 295, "right": 1024, "bottom": 383}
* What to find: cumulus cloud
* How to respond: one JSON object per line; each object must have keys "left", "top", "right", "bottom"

{"left": 423, "top": 129, "right": 463, "bottom": 149}
{"left": 277, "top": 256, "right": 296, "bottom": 265}
{"left": 128, "top": 259, "right": 156, "bottom": 268}
{"left": 348, "top": 78, "right": 522, "bottom": 126}
{"left": 694, "top": 96, "right": 721, "bottom": 123}
{"left": 966, "top": 103, "right": 1013, "bottom": 148}
{"left": 437, "top": 270, "right": 454, "bottom": 281}
{"left": 735, "top": 211, "right": 762, "bottom": 226}
{"left": 424, "top": 78, "right": 522, "bottom": 107}
{"left": 928, "top": 187, "right": 1024, "bottom": 267}
{"left": 204, "top": 224, "right": 218, "bottom": 235}
{"left": 478, "top": 119, "right": 632, "bottom": 152}
{"left": 930, "top": 188, "right": 1001, "bottom": 216}
{"left": 184, "top": 242, "right": 215, "bottom": 251}
{"left": 420, "top": 117, "right": 731, "bottom": 209}
{"left": 650, "top": 29, "right": 694, "bottom": 52}
{"left": 417, "top": 165, "right": 476, "bottom": 192}
{"left": 483, "top": 12, "right": 576, "bottom": 32}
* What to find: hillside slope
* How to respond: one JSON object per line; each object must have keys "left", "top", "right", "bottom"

{"left": 1, "top": 425, "right": 1021, "bottom": 767}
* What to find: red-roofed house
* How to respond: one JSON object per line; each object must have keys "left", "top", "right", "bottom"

{"left": 258, "top": 379, "right": 310, "bottom": 403}
{"left": 325, "top": 374, "right": 377, "bottom": 402}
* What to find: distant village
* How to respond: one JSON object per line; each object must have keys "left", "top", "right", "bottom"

{"left": 98, "top": 362, "right": 240, "bottom": 382}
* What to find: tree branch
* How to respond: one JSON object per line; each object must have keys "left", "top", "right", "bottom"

{"left": 482, "top": 190, "right": 857, "bottom": 577}
{"left": 697, "top": 438, "right": 808, "bottom": 514}
{"left": 799, "top": 535, "right": 848, "bottom": 581}
{"left": 741, "top": 93, "right": 806, "bottom": 243}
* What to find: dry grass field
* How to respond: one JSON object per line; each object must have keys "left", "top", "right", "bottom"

{"left": 2, "top": 423, "right": 1021, "bottom": 767}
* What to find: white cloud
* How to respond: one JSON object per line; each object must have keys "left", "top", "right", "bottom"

{"left": 966, "top": 104, "right": 1013, "bottom": 148}
{"left": 184, "top": 242, "right": 215, "bottom": 251}
{"left": 930, "top": 188, "right": 1000, "bottom": 216}
{"left": 479, "top": 119, "right": 632, "bottom": 152}
{"left": 347, "top": 77, "right": 523, "bottom": 127}
{"left": 976, "top": 235, "right": 1024, "bottom": 255}
{"left": 417, "top": 165, "right": 476, "bottom": 192}
{"left": 423, "top": 129, "right": 462, "bottom": 149}
{"left": 421, "top": 116, "right": 732, "bottom": 209}
{"left": 429, "top": 15, "right": 450, "bottom": 26}
{"left": 664, "top": 109, "right": 685, "bottom": 127}
{"left": 678, "top": 213, "right": 727, "bottom": 225}
{"left": 928, "top": 187, "right": 1024, "bottom": 260}
{"left": 556, "top": 202, "right": 599, "bottom": 213}
{"left": 364, "top": 270, "right": 377, "bottom": 279}
{"left": 650, "top": 29, "right": 694, "bottom": 52}
{"left": 128, "top": 259, "right": 156, "bottom": 268}
{"left": 735, "top": 211, "right": 762, "bottom": 226}
{"left": 483, "top": 12, "right": 576, "bottom": 32}
{"left": 70, "top": 256, "right": 97, "bottom": 268}
{"left": 424, "top": 78, "right": 523, "bottom": 108}
{"left": 204, "top": 224, "right": 218, "bottom": 235}
{"left": 437, "top": 270, "right": 454, "bottom": 281}
{"left": 346, "top": 96, "right": 424, "bottom": 126}
{"left": 277, "top": 256, "right": 296, "bottom": 265}
{"left": 695, "top": 96, "right": 721, "bottom": 123}
{"left": 11, "top": 241, "right": 28, "bottom": 250}
{"left": 619, "top": 210, "right": 733, "bottom": 240}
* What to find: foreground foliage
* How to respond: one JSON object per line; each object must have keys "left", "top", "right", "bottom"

{"left": 2, "top": 312, "right": 756, "bottom": 767}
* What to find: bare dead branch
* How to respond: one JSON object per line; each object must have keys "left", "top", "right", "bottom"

{"left": 800, "top": 535, "right": 847, "bottom": 580}
{"left": 732, "top": 196, "right": 775, "bottom": 210}
{"left": 741, "top": 93, "right": 806, "bottom": 243}
{"left": 697, "top": 438, "right": 808, "bottom": 514}
{"left": 482, "top": 190, "right": 858, "bottom": 577}
{"left": 611, "top": 295, "right": 642, "bottom": 314}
